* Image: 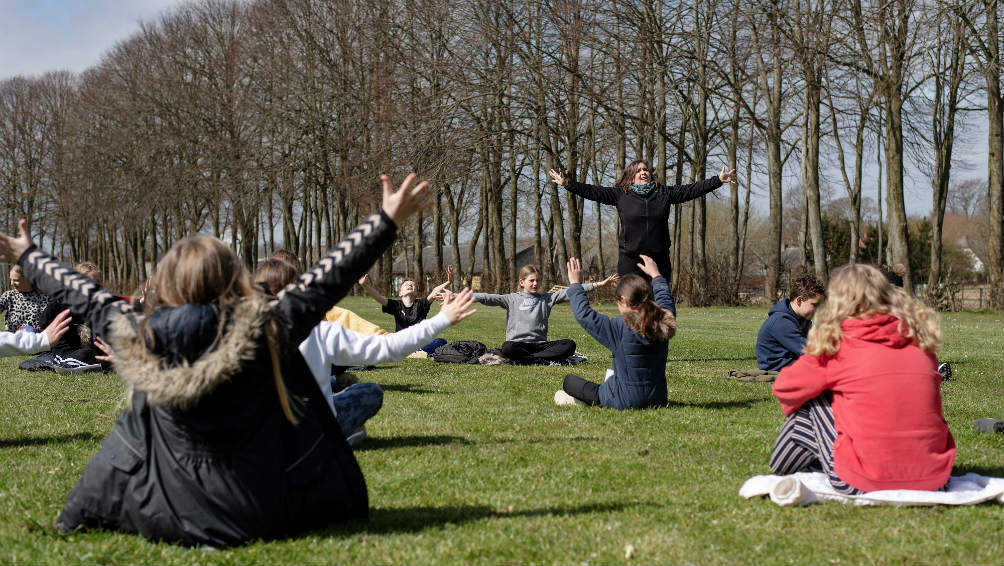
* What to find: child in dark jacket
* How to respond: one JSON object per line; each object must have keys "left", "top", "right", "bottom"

{"left": 555, "top": 256, "right": 676, "bottom": 409}
{"left": 755, "top": 275, "right": 825, "bottom": 371}
{"left": 769, "top": 263, "right": 955, "bottom": 493}
{"left": 0, "top": 173, "right": 434, "bottom": 548}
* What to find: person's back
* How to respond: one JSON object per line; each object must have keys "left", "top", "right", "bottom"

{"left": 755, "top": 276, "right": 824, "bottom": 371}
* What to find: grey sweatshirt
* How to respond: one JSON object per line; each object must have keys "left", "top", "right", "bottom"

{"left": 474, "top": 283, "right": 595, "bottom": 343}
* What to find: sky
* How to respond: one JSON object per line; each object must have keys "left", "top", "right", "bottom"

{"left": 0, "top": 0, "right": 993, "bottom": 220}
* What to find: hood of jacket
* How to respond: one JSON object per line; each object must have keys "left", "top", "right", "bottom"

{"left": 108, "top": 295, "right": 270, "bottom": 409}
{"left": 840, "top": 313, "right": 913, "bottom": 348}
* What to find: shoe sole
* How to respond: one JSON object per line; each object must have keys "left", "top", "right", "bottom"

{"left": 554, "top": 390, "right": 586, "bottom": 407}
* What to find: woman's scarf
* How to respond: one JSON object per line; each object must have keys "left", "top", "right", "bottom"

{"left": 630, "top": 182, "right": 656, "bottom": 196}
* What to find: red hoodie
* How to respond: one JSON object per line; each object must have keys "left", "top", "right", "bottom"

{"left": 772, "top": 314, "right": 955, "bottom": 492}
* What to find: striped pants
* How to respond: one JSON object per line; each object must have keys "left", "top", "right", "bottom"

{"left": 769, "top": 393, "right": 862, "bottom": 495}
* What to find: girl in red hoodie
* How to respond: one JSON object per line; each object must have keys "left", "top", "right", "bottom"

{"left": 769, "top": 263, "right": 955, "bottom": 494}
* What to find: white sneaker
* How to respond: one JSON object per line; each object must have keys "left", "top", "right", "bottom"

{"left": 406, "top": 350, "right": 428, "bottom": 359}
{"left": 554, "top": 390, "right": 586, "bottom": 407}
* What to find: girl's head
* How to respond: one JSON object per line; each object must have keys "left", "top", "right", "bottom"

{"left": 615, "top": 274, "right": 675, "bottom": 343}
{"left": 518, "top": 265, "right": 541, "bottom": 294}
{"left": 145, "top": 235, "right": 255, "bottom": 313}
{"left": 615, "top": 160, "right": 658, "bottom": 190}
{"left": 398, "top": 278, "right": 418, "bottom": 298}
{"left": 9, "top": 265, "right": 33, "bottom": 292}
{"left": 271, "top": 249, "right": 301, "bottom": 272}
{"left": 254, "top": 259, "right": 298, "bottom": 296}
{"left": 805, "top": 263, "right": 942, "bottom": 357}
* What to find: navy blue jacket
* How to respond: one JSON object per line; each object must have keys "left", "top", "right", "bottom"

{"left": 568, "top": 276, "right": 676, "bottom": 410}
{"left": 755, "top": 299, "right": 811, "bottom": 371}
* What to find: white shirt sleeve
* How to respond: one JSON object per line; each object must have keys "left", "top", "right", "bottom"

{"left": 298, "top": 313, "right": 452, "bottom": 413}
{"left": 0, "top": 330, "right": 50, "bottom": 356}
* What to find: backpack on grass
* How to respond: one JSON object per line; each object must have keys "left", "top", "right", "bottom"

{"left": 432, "top": 340, "right": 487, "bottom": 364}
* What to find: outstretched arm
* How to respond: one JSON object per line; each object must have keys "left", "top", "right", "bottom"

{"left": 276, "top": 174, "right": 434, "bottom": 345}
{"left": 548, "top": 169, "right": 618, "bottom": 205}
{"left": 664, "top": 172, "right": 726, "bottom": 204}
{"left": 472, "top": 292, "right": 511, "bottom": 308}
{"left": 426, "top": 279, "right": 451, "bottom": 302}
{"left": 0, "top": 220, "right": 130, "bottom": 339}
{"left": 358, "top": 274, "right": 389, "bottom": 307}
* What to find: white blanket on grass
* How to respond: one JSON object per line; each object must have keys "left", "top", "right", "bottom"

{"left": 740, "top": 472, "right": 1004, "bottom": 507}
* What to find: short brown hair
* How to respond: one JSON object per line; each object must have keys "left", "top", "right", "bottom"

{"left": 255, "top": 259, "right": 298, "bottom": 296}
{"left": 789, "top": 274, "right": 825, "bottom": 301}
{"left": 271, "top": 249, "right": 301, "bottom": 272}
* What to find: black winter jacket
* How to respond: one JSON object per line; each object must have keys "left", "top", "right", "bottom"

{"left": 564, "top": 177, "right": 723, "bottom": 277}
{"left": 19, "top": 211, "right": 397, "bottom": 547}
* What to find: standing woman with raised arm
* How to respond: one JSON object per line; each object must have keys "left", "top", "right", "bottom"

{"left": 548, "top": 161, "right": 737, "bottom": 281}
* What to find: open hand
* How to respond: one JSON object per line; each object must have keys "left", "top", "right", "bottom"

{"left": 636, "top": 255, "right": 661, "bottom": 278}
{"left": 547, "top": 169, "right": 566, "bottom": 187}
{"left": 0, "top": 219, "right": 34, "bottom": 263}
{"left": 718, "top": 165, "right": 737, "bottom": 184}
{"left": 94, "top": 336, "right": 116, "bottom": 364}
{"left": 598, "top": 273, "right": 620, "bottom": 288}
{"left": 358, "top": 274, "right": 369, "bottom": 286}
{"left": 381, "top": 173, "right": 435, "bottom": 226}
{"left": 439, "top": 288, "right": 477, "bottom": 324}
{"left": 44, "top": 309, "right": 72, "bottom": 346}
{"left": 566, "top": 257, "right": 585, "bottom": 285}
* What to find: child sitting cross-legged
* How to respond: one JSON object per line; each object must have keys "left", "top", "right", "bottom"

{"left": 769, "top": 263, "right": 955, "bottom": 494}
{"left": 1, "top": 265, "right": 52, "bottom": 332}
{"left": 755, "top": 274, "right": 824, "bottom": 372}
{"left": 555, "top": 256, "right": 676, "bottom": 408}
{"left": 474, "top": 265, "right": 618, "bottom": 365}
{"left": 358, "top": 266, "right": 454, "bottom": 355}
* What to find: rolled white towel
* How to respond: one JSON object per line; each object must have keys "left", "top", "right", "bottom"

{"left": 770, "top": 476, "right": 816, "bottom": 506}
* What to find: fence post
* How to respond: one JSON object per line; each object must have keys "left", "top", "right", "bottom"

{"left": 979, "top": 288, "right": 983, "bottom": 310}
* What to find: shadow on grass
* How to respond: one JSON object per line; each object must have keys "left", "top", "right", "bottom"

{"left": 670, "top": 356, "right": 757, "bottom": 362}
{"left": 329, "top": 501, "right": 658, "bottom": 536}
{"left": 489, "top": 435, "right": 602, "bottom": 445}
{"left": 0, "top": 431, "right": 102, "bottom": 449}
{"left": 953, "top": 464, "right": 1004, "bottom": 477}
{"left": 355, "top": 435, "right": 472, "bottom": 451}
{"left": 666, "top": 398, "right": 764, "bottom": 410}
{"left": 380, "top": 383, "right": 440, "bottom": 394}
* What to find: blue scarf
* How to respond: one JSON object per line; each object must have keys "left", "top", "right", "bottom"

{"left": 630, "top": 182, "right": 656, "bottom": 196}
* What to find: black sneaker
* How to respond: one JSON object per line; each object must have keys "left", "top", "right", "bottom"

{"left": 937, "top": 362, "right": 952, "bottom": 381}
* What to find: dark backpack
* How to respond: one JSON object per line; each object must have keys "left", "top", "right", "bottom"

{"left": 431, "top": 340, "right": 487, "bottom": 364}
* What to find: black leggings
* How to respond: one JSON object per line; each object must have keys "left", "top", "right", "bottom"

{"left": 562, "top": 374, "right": 601, "bottom": 406}
{"left": 618, "top": 250, "right": 671, "bottom": 282}
{"left": 501, "top": 339, "right": 576, "bottom": 365}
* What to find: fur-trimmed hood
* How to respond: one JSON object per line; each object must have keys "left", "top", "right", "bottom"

{"left": 108, "top": 296, "right": 270, "bottom": 408}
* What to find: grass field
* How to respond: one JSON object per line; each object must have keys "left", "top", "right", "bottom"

{"left": 0, "top": 298, "right": 1001, "bottom": 564}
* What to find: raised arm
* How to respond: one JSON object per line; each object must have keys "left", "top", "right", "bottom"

{"left": 547, "top": 282, "right": 595, "bottom": 306}
{"left": 548, "top": 169, "right": 618, "bottom": 205}
{"left": 650, "top": 276, "right": 677, "bottom": 317}
{"left": 275, "top": 173, "right": 434, "bottom": 345}
{"left": 473, "top": 292, "right": 511, "bottom": 308}
{"left": 426, "top": 279, "right": 451, "bottom": 302}
{"left": 565, "top": 259, "right": 618, "bottom": 351}
{"left": 302, "top": 313, "right": 450, "bottom": 373}
{"left": 0, "top": 218, "right": 130, "bottom": 339}
{"left": 665, "top": 166, "right": 734, "bottom": 205}
{"left": 358, "top": 274, "right": 389, "bottom": 307}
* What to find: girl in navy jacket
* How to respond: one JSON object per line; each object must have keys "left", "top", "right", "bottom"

{"left": 555, "top": 256, "right": 677, "bottom": 409}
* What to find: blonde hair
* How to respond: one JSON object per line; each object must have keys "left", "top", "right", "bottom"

{"left": 146, "top": 236, "right": 297, "bottom": 423}
{"left": 518, "top": 265, "right": 540, "bottom": 286}
{"left": 805, "top": 263, "right": 942, "bottom": 357}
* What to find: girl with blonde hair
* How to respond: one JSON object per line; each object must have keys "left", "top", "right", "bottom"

{"left": 770, "top": 263, "right": 955, "bottom": 494}
{"left": 0, "top": 173, "right": 434, "bottom": 547}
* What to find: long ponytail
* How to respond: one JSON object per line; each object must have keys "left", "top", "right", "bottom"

{"left": 616, "top": 275, "right": 676, "bottom": 343}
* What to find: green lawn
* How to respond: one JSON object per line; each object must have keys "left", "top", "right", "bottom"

{"left": 0, "top": 299, "right": 1001, "bottom": 564}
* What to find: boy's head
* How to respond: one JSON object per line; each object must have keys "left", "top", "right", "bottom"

{"left": 518, "top": 265, "right": 541, "bottom": 294}
{"left": 271, "top": 249, "right": 301, "bottom": 272}
{"left": 254, "top": 258, "right": 298, "bottom": 296}
{"left": 789, "top": 274, "right": 825, "bottom": 320}
{"left": 74, "top": 262, "right": 104, "bottom": 285}
{"left": 398, "top": 278, "right": 418, "bottom": 298}
{"left": 9, "top": 265, "right": 32, "bottom": 292}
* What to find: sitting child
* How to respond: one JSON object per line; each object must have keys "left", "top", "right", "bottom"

{"left": 255, "top": 261, "right": 476, "bottom": 446}
{"left": 555, "top": 256, "right": 676, "bottom": 408}
{"left": 1, "top": 265, "right": 51, "bottom": 332}
{"left": 0, "top": 308, "right": 70, "bottom": 356}
{"left": 358, "top": 266, "right": 453, "bottom": 355}
{"left": 473, "top": 265, "right": 618, "bottom": 365}
{"left": 755, "top": 274, "right": 824, "bottom": 371}
{"left": 769, "top": 263, "right": 955, "bottom": 494}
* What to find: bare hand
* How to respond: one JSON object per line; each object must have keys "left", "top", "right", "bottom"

{"left": 636, "top": 255, "right": 661, "bottom": 278}
{"left": 599, "top": 273, "right": 620, "bottom": 288}
{"left": 358, "top": 274, "right": 369, "bottom": 286}
{"left": 44, "top": 309, "right": 71, "bottom": 346}
{"left": 439, "top": 288, "right": 477, "bottom": 324}
{"left": 547, "top": 169, "right": 566, "bottom": 187}
{"left": 381, "top": 173, "right": 435, "bottom": 226}
{"left": 94, "top": 336, "right": 116, "bottom": 364}
{"left": 718, "top": 165, "right": 737, "bottom": 184}
{"left": 566, "top": 257, "right": 585, "bottom": 285}
{"left": 0, "top": 219, "right": 34, "bottom": 263}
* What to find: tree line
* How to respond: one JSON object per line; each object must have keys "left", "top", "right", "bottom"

{"left": 0, "top": 0, "right": 1001, "bottom": 307}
